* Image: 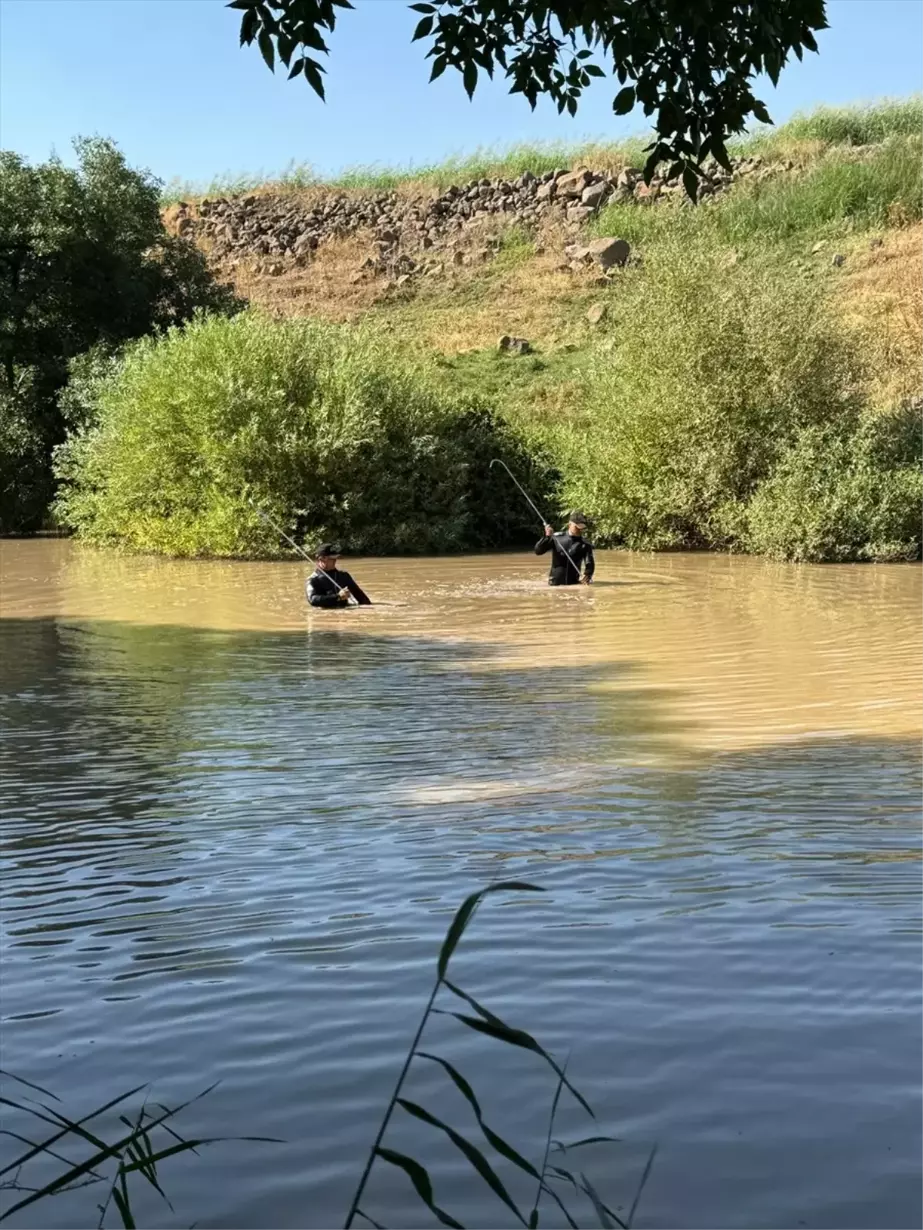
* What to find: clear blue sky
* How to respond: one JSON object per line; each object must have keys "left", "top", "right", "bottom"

{"left": 1, "top": 0, "right": 920, "bottom": 185}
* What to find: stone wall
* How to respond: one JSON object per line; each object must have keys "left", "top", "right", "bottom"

{"left": 169, "top": 154, "right": 783, "bottom": 280}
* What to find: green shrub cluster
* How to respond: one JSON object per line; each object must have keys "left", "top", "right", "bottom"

{"left": 535, "top": 235, "right": 920, "bottom": 561}
{"left": 54, "top": 313, "right": 551, "bottom": 557}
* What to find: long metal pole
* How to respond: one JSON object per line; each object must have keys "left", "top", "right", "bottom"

{"left": 489, "top": 459, "right": 584, "bottom": 583}
{"left": 249, "top": 501, "right": 359, "bottom": 607}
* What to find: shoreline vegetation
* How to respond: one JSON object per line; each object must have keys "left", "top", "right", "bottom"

{"left": 3, "top": 100, "right": 921, "bottom": 562}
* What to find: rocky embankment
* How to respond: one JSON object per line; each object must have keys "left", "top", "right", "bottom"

{"left": 168, "top": 154, "right": 788, "bottom": 284}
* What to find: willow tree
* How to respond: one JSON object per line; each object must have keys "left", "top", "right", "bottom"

{"left": 230, "top": 0, "right": 827, "bottom": 197}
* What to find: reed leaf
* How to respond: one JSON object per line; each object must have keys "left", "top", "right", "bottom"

{"left": 373, "top": 1147, "right": 463, "bottom": 1229}
{"left": 437, "top": 883, "right": 542, "bottom": 979}
{"left": 579, "top": 1172, "right": 626, "bottom": 1230}
{"left": 626, "top": 1144, "right": 658, "bottom": 1229}
{"left": 416, "top": 1053, "right": 541, "bottom": 1181}
{"left": 396, "top": 1097, "right": 527, "bottom": 1226}
{"left": 437, "top": 1011, "right": 594, "bottom": 1117}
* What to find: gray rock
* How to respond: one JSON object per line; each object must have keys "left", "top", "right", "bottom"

{"left": 586, "top": 302, "right": 607, "bottom": 325}
{"left": 832, "top": 253, "right": 846, "bottom": 267}
{"left": 581, "top": 181, "right": 610, "bottom": 208}
{"left": 566, "top": 204, "right": 595, "bottom": 225}
{"left": 498, "top": 335, "right": 532, "bottom": 355}
{"left": 569, "top": 236, "right": 631, "bottom": 270}
{"left": 555, "top": 169, "right": 593, "bottom": 198}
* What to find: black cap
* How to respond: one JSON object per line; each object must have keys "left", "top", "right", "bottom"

{"left": 567, "top": 510, "right": 588, "bottom": 526}
{"left": 315, "top": 542, "right": 341, "bottom": 558}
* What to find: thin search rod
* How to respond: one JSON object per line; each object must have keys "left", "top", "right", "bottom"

{"left": 249, "top": 501, "right": 358, "bottom": 606}
{"left": 489, "top": 459, "right": 584, "bottom": 583}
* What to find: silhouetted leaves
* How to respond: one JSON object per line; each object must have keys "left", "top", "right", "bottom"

{"left": 232, "top": 0, "right": 828, "bottom": 190}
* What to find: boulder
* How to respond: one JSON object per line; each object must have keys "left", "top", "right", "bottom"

{"left": 555, "top": 169, "right": 593, "bottom": 198}
{"left": 498, "top": 335, "right": 532, "bottom": 355}
{"left": 586, "top": 302, "right": 607, "bottom": 325}
{"left": 569, "top": 237, "right": 631, "bottom": 270}
{"left": 566, "top": 205, "right": 595, "bottom": 225}
{"left": 581, "top": 181, "right": 610, "bottom": 209}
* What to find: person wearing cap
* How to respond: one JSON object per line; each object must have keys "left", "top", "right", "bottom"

{"left": 306, "top": 543, "right": 372, "bottom": 608}
{"left": 535, "top": 511, "right": 595, "bottom": 586}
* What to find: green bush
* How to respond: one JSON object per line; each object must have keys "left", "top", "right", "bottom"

{"left": 54, "top": 312, "right": 550, "bottom": 557}
{"left": 543, "top": 236, "right": 864, "bottom": 551}
{"left": 743, "top": 403, "right": 922, "bottom": 563}
{"left": 0, "top": 381, "right": 55, "bottom": 533}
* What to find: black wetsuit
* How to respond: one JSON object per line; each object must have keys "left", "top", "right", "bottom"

{"left": 305, "top": 568, "right": 372, "bottom": 608}
{"left": 535, "top": 532, "right": 595, "bottom": 586}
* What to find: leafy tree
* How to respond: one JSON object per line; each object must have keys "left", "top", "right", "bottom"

{"left": 231, "top": 0, "right": 828, "bottom": 196}
{"left": 0, "top": 137, "right": 241, "bottom": 531}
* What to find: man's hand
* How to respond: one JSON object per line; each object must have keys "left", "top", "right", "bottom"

{"left": 580, "top": 576, "right": 592, "bottom": 585}
{"left": 543, "top": 523, "right": 554, "bottom": 537}
{"left": 338, "top": 588, "right": 351, "bottom": 602}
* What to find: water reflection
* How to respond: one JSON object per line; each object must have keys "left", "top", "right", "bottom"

{"left": 0, "top": 544, "right": 921, "bottom": 1230}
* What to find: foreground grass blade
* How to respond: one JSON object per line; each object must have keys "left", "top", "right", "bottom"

{"left": 437, "top": 883, "right": 543, "bottom": 979}
{"left": 579, "top": 1172, "right": 626, "bottom": 1230}
{"left": 438, "top": 1011, "right": 594, "bottom": 1118}
{"left": 0, "top": 1071, "right": 61, "bottom": 1101}
{"left": 396, "top": 1098, "right": 527, "bottom": 1226}
{"left": 416, "top": 1053, "right": 541, "bottom": 1181}
{"left": 626, "top": 1144, "right": 658, "bottom": 1229}
{"left": 0, "top": 1087, "right": 220, "bottom": 1220}
{"left": 373, "top": 1147, "right": 463, "bottom": 1229}
{"left": 355, "top": 1211, "right": 387, "bottom": 1229}
{"left": 0, "top": 1084, "right": 149, "bottom": 1181}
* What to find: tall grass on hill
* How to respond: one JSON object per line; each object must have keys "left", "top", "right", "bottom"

{"left": 160, "top": 98, "right": 921, "bottom": 203}
{"left": 52, "top": 313, "right": 552, "bottom": 557}
{"left": 590, "top": 134, "right": 923, "bottom": 250}
{"left": 740, "top": 96, "right": 923, "bottom": 154}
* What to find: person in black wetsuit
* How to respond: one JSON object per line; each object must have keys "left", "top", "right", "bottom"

{"left": 535, "top": 511, "right": 595, "bottom": 586}
{"left": 305, "top": 543, "right": 372, "bottom": 608}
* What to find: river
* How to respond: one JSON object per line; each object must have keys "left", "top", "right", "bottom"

{"left": 1, "top": 540, "right": 920, "bottom": 1230}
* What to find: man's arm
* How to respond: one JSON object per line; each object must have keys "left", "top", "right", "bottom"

{"left": 306, "top": 576, "right": 346, "bottom": 608}
{"left": 535, "top": 524, "right": 555, "bottom": 556}
{"left": 342, "top": 572, "right": 372, "bottom": 606}
{"left": 583, "top": 543, "right": 595, "bottom": 582}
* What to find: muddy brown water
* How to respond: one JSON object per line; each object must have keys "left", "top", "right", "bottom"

{"left": 1, "top": 540, "right": 920, "bottom": 1229}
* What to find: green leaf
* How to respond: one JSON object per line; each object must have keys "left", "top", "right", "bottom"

{"left": 429, "top": 54, "right": 448, "bottom": 81}
{"left": 751, "top": 100, "right": 773, "bottom": 126}
{"left": 374, "top": 1148, "right": 463, "bottom": 1229}
{"left": 409, "top": 2, "right": 436, "bottom": 10}
{"left": 288, "top": 59, "right": 304, "bottom": 80}
{"left": 439, "top": 1011, "right": 594, "bottom": 1118}
{"left": 462, "top": 61, "right": 477, "bottom": 99}
{"left": 239, "top": 7, "right": 259, "bottom": 45}
{"left": 682, "top": 165, "right": 699, "bottom": 203}
{"left": 412, "top": 15, "right": 434, "bottom": 40}
{"left": 417, "top": 1052, "right": 541, "bottom": 1180}
{"left": 257, "top": 27, "right": 275, "bottom": 71}
{"left": 303, "top": 58, "right": 326, "bottom": 99}
{"left": 437, "top": 882, "right": 542, "bottom": 980}
{"left": 612, "top": 85, "right": 635, "bottom": 115}
{"left": 585, "top": 64, "right": 605, "bottom": 78}
{"left": 626, "top": 1143, "right": 658, "bottom": 1228}
{"left": 112, "top": 1182, "right": 137, "bottom": 1230}
{"left": 580, "top": 1172, "right": 624, "bottom": 1230}
{"left": 554, "top": 1136, "right": 621, "bottom": 1150}
{"left": 396, "top": 1098, "right": 527, "bottom": 1226}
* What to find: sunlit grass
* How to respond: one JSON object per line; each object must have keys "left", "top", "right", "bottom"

{"left": 160, "top": 98, "right": 922, "bottom": 203}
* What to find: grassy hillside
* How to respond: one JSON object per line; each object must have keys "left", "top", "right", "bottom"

{"left": 58, "top": 101, "right": 922, "bottom": 561}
